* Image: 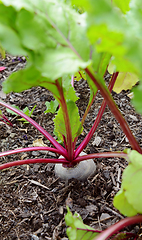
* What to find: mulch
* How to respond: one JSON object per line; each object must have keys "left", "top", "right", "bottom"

{"left": 0, "top": 54, "right": 142, "bottom": 239}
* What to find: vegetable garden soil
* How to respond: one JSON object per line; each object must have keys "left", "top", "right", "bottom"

{"left": 0, "top": 55, "right": 142, "bottom": 240}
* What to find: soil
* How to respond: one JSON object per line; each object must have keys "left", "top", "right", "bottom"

{"left": 0, "top": 54, "right": 142, "bottom": 240}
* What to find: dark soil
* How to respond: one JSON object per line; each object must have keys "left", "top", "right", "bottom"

{"left": 0, "top": 54, "right": 142, "bottom": 240}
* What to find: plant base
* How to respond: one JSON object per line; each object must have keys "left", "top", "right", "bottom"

{"left": 54, "top": 152, "right": 96, "bottom": 181}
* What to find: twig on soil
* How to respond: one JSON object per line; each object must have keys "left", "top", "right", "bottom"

{"left": 48, "top": 177, "right": 59, "bottom": 187}
{"left": 43, "top": 208, "right": 57, "bottom": 215}
{"left": 117, "top": 168, "right": 121, "bottom": 189}
{"left": 98, "top": 215, "right": 102, "bottom": 231}
{"left": 103, "top": 206, "right": 124, "bottom": 219}
{"left": 28, "top": 179, "right": 50, "bottom": 190}
{"left": 94, "top": 215, "right": 113, "bottom": 224}
{"left": 91, "top": 173, "right": 99, "bottom": 182}
{"left": 110, "top": 172, "right": 116, "bottom": 186}
{"left": 5, "top": 180, "right": 22, "bottom": 185}
{"left": 8, "top": 209, "right": 16, "bottom": 218}
{"left": 5, "top": 60, "right": 22, "bottom": 67}
{"left": 14, "top": 228, "right": 20, "bottom": 240}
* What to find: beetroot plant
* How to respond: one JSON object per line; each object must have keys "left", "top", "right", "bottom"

{"left": 1, "top": 0, "right": 142, "bottom": 238}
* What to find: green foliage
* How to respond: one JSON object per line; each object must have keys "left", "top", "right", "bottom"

{"left": 112, "top": 72, "right": 138, "bottom": 94}
{"left": 0, "top": 0, "right": 91, "bottom": 83}
{"left": 0, "top": 43, "right": 5, "bottom": 58}
{"left": 72, "top": 0, "right": 127, "bottom": 59}
{"left": 53, "top": 77, "right": 82, "bottom": 142}
{"left": 1, "top": 0, "right": 142, "bottom": 220}
{"left": 113, "top": 188, "right": 137, "bottom": 217}
{"left": 71, "top": 0, "right": 142, "bottom": 112}
{"left": 3, "top": 65, "right": 41, "bottom": 93}
{"left": 112, "top": 232, "right": 128, "bottom": 240}
{"left": 63, "top": 77, "right": 79, "bottom": 102}
{"left": 74, "top": 70, "right": 86, "bottom": 82}
{"left": 54, "top": 101, "right": 82, "bottom": 142}
{"left": 112, "top": 0, "right": 130, "bottom": 14}
{"left": 65, "top": 207, "right": 99, "bottom": 240}
{"left": 44, "top": 99, "right": 58, "bottom": 114}
{"left": 114, "top": 150, "right": 142, "bottom": 216}
{"left": 6, "top": 104, "right": 36, "bottom": 123}
{"left": 0, "top": 23, "right": 27, "bottom": 56}
{"left": 65, "top": 207, "right": 131, "bottom": 240}
{"left": 108, "top": 63, "right": 139, "bottom": 93}
{"left": 0, "top": 0, "right": 91, "bottom": 143}
{"left": 0, "top": 110, "right": 3, "bottom": 116}
{"left": 132, "top": 83, "right": 142, "bottom": 114}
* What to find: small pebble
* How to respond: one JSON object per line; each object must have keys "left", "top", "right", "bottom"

{"left": 100, "top": 213, "right": 111, "bottom": 220}
{"left": 32, "top": 151, "right": 40, "bottom": 156}
{"left": 92, "top": 136, "right": 101, "bottom": 146}
{"left": 103, "top": 170, "right": 110, "bottom": 179}
{"left": 129, "top": 114, "right": 138, "bottom": 121}
{"left": 31, "top": 235, "right": 39, "bottom": 240}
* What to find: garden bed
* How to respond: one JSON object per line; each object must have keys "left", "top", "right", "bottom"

{"left": 0, "top": 55, "right": 142, "bottom": 239}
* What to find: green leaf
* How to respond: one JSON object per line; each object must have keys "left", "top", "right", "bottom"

{"left": 114, "top": 150, "right": 142, "bottom": 216}
{"left": 6, "top": 105, "right": 36, "bottom": 123}
{"left": 0, "top": 0, "right": 33, "bottom": 11}
{"left": 113, "top": 72, "right": 138, "bottom": 93}
{"left": 132, "top": 83, "right": 142, "bottom": 114}
{"left": 108, "top": 63, "right": 139, "bottom": 93}
{"left": 50, "top": 77, "right": 80, "bottom": 141}
{"left": 72, "top": 0, "right": 142, "bottom": 79}
{"left": 54, "top": 101, "right": 82, "bottom": 142}
{"left": 0, "top": 43, "right": 5, "bottom": 58}
{"left": 65, "top": 207, "right": 99, "bottom": 240}
{"left": 2, "top": 64, "right": 61, "bottom": 98}
{"left": 0, "top": 0, "right": 91, "bottom": 88}
{"left": 113, "top": 188, "right": 137, "bottom": 217}
{"left": 112, "top": 232, "right": 128, "bottom": 240}
{"left": 98, "top": 52, "right": 111, "bottom": 76}
{"left": 6, "top": 105, "right": 20, "bottom": 116}
{"left": 25, "top": 105, "right": 36, "bottom": 116}
{"left": 18, "top": 105, "right": 36, "bottom": 123}
{"left": 0, "top": 4, "right": 17, "bottom": 27}
{"left": 74, "top": 70, "right": 86, "bottom": 82}
{"left": 72, "top": 0, "right": 127, "bottom": 44}
{"left": 44, "top": 99, "right": 59, "bottom": 114}
{"left": 16, "top": 9, "right": 53, "bottom": 51}
{"left": 34, "top": 46, "right": 90, "bottom": 80}
{"left": 88, "top": 24, "right": 125, "bottom": 57}
{"left": 0, "top": 23, "right": 27, "bottom": 56}
{"left": 63, "top": 76, "right": 79, "bottom": 102}
{"left": 113, "top": 0, "right": 130, "bottom": 14}
{"left": 2, "top": 65, "right": 41, "bottom": 93}
{"left": 0, "top": 110, "right": 3, "bottom": 116}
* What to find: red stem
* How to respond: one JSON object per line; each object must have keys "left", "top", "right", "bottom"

{"left": 56, "top": 80, "right": 73, "bottom": 161}
{"left": 0, "top": 118, "right": 12, "bottom": 126}
{"left": 0, "top": 101, "right": 68, "bottom": 158}
{"left": 85, "top": 67, "right": 142, "bottom": 154}
{"left": 0, "top": 147, "right": 62, "bottom": 158}
{"left": 0, "top": 151, "right": 126, "bottom": 170}
{"left": 95, "top": 215, "right": 142, "bottom": 240}
{"left": 73, "top": 151, "right": 127, "bottom": 163}
{"left": 81, "top": 93, "right": 96, "bottom": 126}
{"left": 74, "top": 72, "right": 118, "bottom": 158}
{"left": 0, "top": 113, "right": 13, "bottom": 126}
{"left": 0, "top": 158, "right": 69, "bottom": 170}
{"left": 63, "top": 135, "right": 68, "bottom": 150}
{"left": 73, "top": 91, "right": 96, "bottom": 149}
{"left": 111, "top": 232, "right": 138, "bottom": 240}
